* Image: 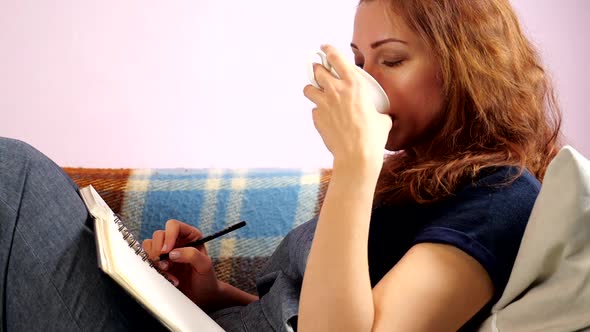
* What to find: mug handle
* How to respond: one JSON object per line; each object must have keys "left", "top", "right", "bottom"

{"left": 307, "top": 50, "right": 341, "bottom": 89}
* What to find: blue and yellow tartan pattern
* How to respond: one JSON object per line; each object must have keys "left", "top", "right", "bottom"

{"left": 64, "top": 167, "right": 331, "bottom": 293}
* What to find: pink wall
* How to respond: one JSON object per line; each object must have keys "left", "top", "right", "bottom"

{"left": 510, "top": 0, "right": 589, "bottom": 159}
{"left": 1, "top": 0, "right": 587, "bottom": 168}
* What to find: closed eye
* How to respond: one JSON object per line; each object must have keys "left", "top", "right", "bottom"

{"left": 382, "top": 60, "right": 404, "bottom": 67}
{"left": 355, "top": 60, "right": 404, "bottom": 69}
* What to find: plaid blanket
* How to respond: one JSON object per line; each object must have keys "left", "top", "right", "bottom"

{"left": 63, "top": 167, "right": 331, "bottom": 294}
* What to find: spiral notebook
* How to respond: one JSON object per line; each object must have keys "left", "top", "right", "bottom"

{"left": 79, "top": 185, "right": 225, "bottom": 332}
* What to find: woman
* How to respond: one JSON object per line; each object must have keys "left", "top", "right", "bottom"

{"left": 1, "top": 0, "right": 561, "bottom": 331}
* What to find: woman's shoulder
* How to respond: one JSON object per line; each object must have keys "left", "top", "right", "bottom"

{"left": 456, "top": 166, "right": 541, "bottom": 205}
{"left": 425, "top": 166, "right": 542, "bottom": 229}
{"left": 475, "top": 165, "right": 540, "bottom": 187}
{"left": 409, "top": 166, "right": 541, "bottom": 302}
{"left": 403, "top": 166, "right": 542, "bottom": 258}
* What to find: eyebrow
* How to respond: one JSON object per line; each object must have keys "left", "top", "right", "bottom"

{"left": 350, "top": 38, "right": 408, "bottom": 50}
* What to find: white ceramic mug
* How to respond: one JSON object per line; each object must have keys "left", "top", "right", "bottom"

{"left": 307, "top": 50, "right": 390, "bottom": 114}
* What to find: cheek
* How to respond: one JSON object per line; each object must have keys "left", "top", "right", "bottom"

{"left": 380, "top": 66, "right": 444, "bottom": 146}
{"left": 386, "top": 68, "right": 442, "bottom": 118}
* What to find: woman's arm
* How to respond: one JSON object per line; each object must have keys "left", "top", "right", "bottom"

{"left": 371, "top": 243, "right": 494, "bottom": 332}
{"left": 298, "top": 42, "right": 392, "bottom": 331}
{"left": 298, "top": 160, "right": 380, "bottom": 332}
{"left": 215, "top": 281, "right": 259, "bottom": 310}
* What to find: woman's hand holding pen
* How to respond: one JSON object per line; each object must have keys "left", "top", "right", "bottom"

{"left": 142, "top": 219, "right": 222, "bottom": 312}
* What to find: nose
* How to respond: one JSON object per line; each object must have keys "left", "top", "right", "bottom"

{"left": 359, "top": 63, "right": 384, "bottom": 87}
{"left": 360, "top": 63, "right": 380, "bottom": 84}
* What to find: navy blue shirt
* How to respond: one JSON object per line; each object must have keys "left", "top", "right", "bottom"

{"left": 368, "top": 166, "right": 541, "bottom": 330}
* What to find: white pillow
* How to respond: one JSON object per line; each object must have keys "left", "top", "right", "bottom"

{"left": 478, "top": 146, "right": 590, "bottom": 332}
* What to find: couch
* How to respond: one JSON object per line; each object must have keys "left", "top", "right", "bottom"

{"left": 63, "top": 167, "right": 332, "bottom": 295}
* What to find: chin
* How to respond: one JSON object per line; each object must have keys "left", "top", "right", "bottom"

{"left": 385, "top": 140, "right": 405, "bottom": 152}
{"left": 384, "top": 130, "right": 408, "bottom": 152}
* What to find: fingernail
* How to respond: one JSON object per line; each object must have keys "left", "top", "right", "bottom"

{"left": 161, "top": 244, "right": 168, "bottom": 253}
{"left": 168, "top": 250, "right": 180, "bottom": 260}
{"left": 165, "top": 275, "right": 179, "bottom": 287}
{"left": 158, "top": 260, "right": 169, "bottom": 270}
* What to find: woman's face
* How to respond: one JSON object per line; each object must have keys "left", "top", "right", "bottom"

{"left": 352, "top": 1, "right": 444, "bottom": 152}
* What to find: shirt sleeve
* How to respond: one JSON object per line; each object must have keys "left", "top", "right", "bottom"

{"left": 412, "top": 169, "right": 541, "bottom": 298}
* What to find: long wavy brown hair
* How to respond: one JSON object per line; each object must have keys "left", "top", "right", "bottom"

{"left": 363, "top": 0, "right": 563, "bottom": 206}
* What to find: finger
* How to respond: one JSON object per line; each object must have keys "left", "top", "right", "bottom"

{"left": 163, "top": 219, "right": 203, "bottom": 253}
{"left": 177, "top": 221, "right": 203, "bottom": 242}
{"left": 303, "top": 84, "right": 325, "bottom": 106}
{"left": 162, "top": 272, "right": 179, "bottom": 287}
{"left": 313, "top": 63, "right": 337, "bottom": 92}
{"left": 142, "top": 239, "right": 152, "bottom": 257}
{"left": 152, "top": 230, "right": 166, "bottom": 257}
{"left": 156, "top": 259, "right": 170, "bottom": 271}
{"left": 321, "top": 44, "right": 354, "bottom": 82}
{"left": 311, "top": 107, "right": 321, "bottom": 132}
{"left": 168, "top": 247, "right": 214, "bottom": 275}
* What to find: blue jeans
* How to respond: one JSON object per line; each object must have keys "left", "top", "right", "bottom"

{"left": 0, "top": 137, "right": 304, "bottom": 331}
{"left": 0, "top": 137, "right": 166, "bottom": 331}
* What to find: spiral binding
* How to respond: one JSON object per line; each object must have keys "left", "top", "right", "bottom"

{"left": 113, "top": 214, "right": 173, "bottom": 282}
{"left": 113, "top": 214, "right": 152, "bottom": 264}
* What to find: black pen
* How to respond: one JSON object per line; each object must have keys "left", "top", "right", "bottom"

{"left": 159, "top": 221, "right": 247, "bottom": 261}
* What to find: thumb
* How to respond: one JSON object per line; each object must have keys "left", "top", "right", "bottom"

{"left": 168, "top": 247, "right": 214, "bottom": 275}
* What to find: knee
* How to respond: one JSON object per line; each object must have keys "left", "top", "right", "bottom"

{"left": 0, "top": 137, "right": 78, "bottom": 199}
{"left": 0, "top": 137, "right": 49, "bottom": 168}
